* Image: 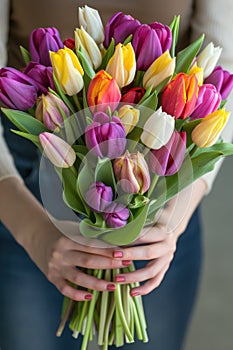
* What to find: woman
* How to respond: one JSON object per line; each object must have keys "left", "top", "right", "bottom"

{"left": 0, "top": 1, "right": 232, "bottom": 349}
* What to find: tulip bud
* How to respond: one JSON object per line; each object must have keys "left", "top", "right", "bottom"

{"left": 30, "top": 27, "right": 64, "bottom": 66}
{"left": 78, "top": 5, "right": 105, "bottom": 45}
{"left": 104, "top": 12, "right": 141, "bottom": 48}
{"left": 141, "top": 107, "right": 175, "bottom": 150}
{"left": 149, "top": 131, "right": 186, "bottom": 176}
{"left": 23, "top": 62, "right": 55, "bottom": 95}
{"left": 113, "top": 151, "right": 150, "bottom": 194}
{"left": 121, "top": 87, "right": 146, "bottom": 104}
{"left": 75, "top": 26, "right": 102, "bottom": 69}
{"left": 190, "top": 84, "right": 221, "bottom": 120}
{"left": 85, "top": 111, "right": 126, "bottom": 159}
{"left": 106, "top": 43, "right": 136, "bottom": 88}
{"left": 188, "top": 62, "right": 204, "bottom": 86}
{"left": 149, "top": 21, "right": 172, "bottom": 52}
{"left": 161, "top": 73, "right": 199, "bottom": 119}
{"left": 117, "top": 105, "right": 140, "bottom": 134}
{"left": 0, "top": 67, "right": 37, "bottom": 110}
{"left": 197, "top": 42, "right": 222, "bottom": 78}
{"left": 85, "top": 182, "right": 113, "bottom": 213}
{"left": 50, "top": 47, "right": 84, "bottom": 95}
{"left": 63, "top": 38, "right": 75, "bottom": 50}
{"left": 204, "top": 66, "right": 233, "bottom": 100}
{"left": 132, "top": 23, "right": 172, "bottom": 71}
{"left": 35, "top": 92, "right": 69, "bottom": 131}
{"left": 103, "top": 202, "right": 130, "bottom": 228}
{"left": 39, "top": 132, "right": 76, "bottom": 167}
{"left": 87, "top": 70, "right": 121, "bottom": 113}
{"left": 191, "top": 109, "right": 230, "bottom": 148}
{"left": 143, "top": 50, "right": 176, "bottom": 90}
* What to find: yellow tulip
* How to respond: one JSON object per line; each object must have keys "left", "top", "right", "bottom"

{"left": 188, "top": 63, "right": 203, "bottom": 86}
{"left": 117, "top": 105, "right": 140, "bottom": 134}
{"left": 106, "top": 43, "right": 136, "bottom": 88}
{"left": 50, "top": 47, "right": 84, "bottom": 96}
{"left": 143, "top": 50, "right": 176, "bottom": 90}
{"left": 191, "top": 109, "right": 230, "bottom": 148}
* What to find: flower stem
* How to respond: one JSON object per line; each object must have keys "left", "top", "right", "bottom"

{"left": 56, "top": 298, "right": 74, "bottom": 337}
{"left": 148, "top": 174, "right": 159, "bottom": 197}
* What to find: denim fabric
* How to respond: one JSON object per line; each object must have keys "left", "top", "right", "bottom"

{"left": 0, "top": 115, "right": 202, "bottom": 350}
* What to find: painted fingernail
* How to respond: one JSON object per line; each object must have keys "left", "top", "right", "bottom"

{"left": 122, "top": 260, "right": 132, "bottom": 266}
{"left": 115, "top": 275, "right": 125, "bottom": 283}
{"left": 84, "top": 294, "right": 93, "bottom": 300}
{"left": 107, "top": 284, "right": 116, "bottom": 291}
{"left": 113, "top": 250, "right": 123, "bottom": 258}
{"left": 130, "top": 291, "right": 140, "bottom": 297}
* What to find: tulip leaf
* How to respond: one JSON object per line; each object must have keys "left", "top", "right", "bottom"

{"left": 95, "top": 157, "right": 117, "bottom": 194}
{"left": 128, "top": 195, "right": 150, "bottom": 209}
{"left": 169, "top": 15, "right": 180, "bottom": 58}
{"left": 77, "top": 47, "right": 95, "bottom": 80}
{"left": 182, "top": 118, "right": 202, "bottom": 146}
{"left": 138, "top": 86, "right": 153, "bottom": 105}
{"left": 99, "top": 38, "right": 115, "bottom": 70}
{"left": 79, "top": 203, "right": 150, "bottom": 245}
{"left": 123, "top": 34, "right": 133, "bottom": 45}
{"left": 1, "top": 108, "right": 48, "bottom": 135}
{"left": 52, "top": 74, "right": 76, "bottom": 114}
{"left": 138, "top": 91, "right": 158, "bottom": 112}
{"left": 175, "top": 34, "right": 205, "bottom": 73}
{"left": 76, "top": 160, "right": 95, "bottom": 211}
{"left": 20, "top": 45, "right": 31, "bottom": 65}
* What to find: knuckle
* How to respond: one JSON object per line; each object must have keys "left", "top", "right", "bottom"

{"left": 59, "top": 283, "right": 69, "bottom": 297}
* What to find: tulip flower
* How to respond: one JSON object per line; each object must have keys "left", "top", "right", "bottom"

{"left": 190, "top": 84, "right": 221, "bottom": 120}
{"left": 0, "top": 67, "right": 37, "bottom": 110}
{"left": 85, "top": 182, "right": 113, "bottom": 213}
{"left": 104, "top": 12, "right": 141, "bottom": 48}
{"left": 75, "top": 26, "right": 102, "bottom": 69}
{"left": 87, "top": 70, "right": 121, "bottom": 113}
{"left": 30, "top": 27, "right": 64, "bottom": 66}
{"left": 63, "top": 38, "right": 75, "bottom": 50}
{"left": 141, "top": 107, "right": 175, "bottom": 150}
{"left": 143, "top": 50, "right": 176, "bottom": 90}
{"left": 78, "top": 5, "right": 105, "bottom": 45}
{"left": 149, "top": 131, "right": 186, "bottom": 176}
{"left": 121, "top": 86, "right": 146, "bottom": 104}
{"left": 85, "top": 111, "right": 126, "bottom": 159}
{"left": 161, "top": 73, "right": 199, "bottom": 119}
{"left": 106, "top": 43, "right": 136, "bottom": 88}
{"left": 39, "top": 132, "right": 76, "bottom": 167}
{"left": 188, "top": 62, "right": 204, "bottom": 86}
{"left": 132, "top": 23, "right": 172, "bottom": 71}
{"left": 113, "top": 151, "right": 150, "bottom": 194}
{"left": 117, "top": 105, "right": 140, "bottom": 134}
{"left": 103, "top": 202, "right": 130, "bottom": 228}
{"left": 191, "top": 109, "right": 230, "bottom": 148}
{"left": 204, "top": 66, "right": 233, "bottom": 100}
{"left": 149, "top": 21, "right": 172, "bottom": 51}
{"left": 197, "top": 42, "right": 222, "bottom": 78}
{"left": 23, "top": 62, "right": 55, "bottom": 95}
{"left": 35, "top": 92, "right": 69, "bottom": 131}
{"left": 50, "top": 47, "right": 84, "bottom": 96}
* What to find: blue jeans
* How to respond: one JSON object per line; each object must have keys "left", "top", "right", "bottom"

{"left": 0, "top": 116, "right": 203, "bottom": 350}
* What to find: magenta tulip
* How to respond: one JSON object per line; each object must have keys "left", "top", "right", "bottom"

{"left": 204, "top": 66, "right": 233, "bottom": 100}
{"left": 23, "top": 62, "right": 55, "bottom": 95}
{"left": 190, "top": 84, "right": 221, "bottom": 120}
{"left": 85, "top": 182, "right": 113, "bottom": 213}
{"left": 103, "top": 202, "right": 130, "bottom": 228}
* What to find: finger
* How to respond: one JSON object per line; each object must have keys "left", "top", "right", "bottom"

{"left": 114, "top": 256, "right": 169, "bottom": 284}
{"left": 130, "top": 263, "right": 170, "bottom": 296}
{"left": 138, "top": 225, "right": 167, "bottom": 244}
{"left": 62, "top": 266, "right": 116, "bottom": 292}
{"left": 54, "top": 278, "right": 94, "bottom": 301}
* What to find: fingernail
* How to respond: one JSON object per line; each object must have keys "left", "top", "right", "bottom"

{"left": 115, "top": 275, "right": 125, "bottom": 283}
{"left": 113, "top": 250, "right": 123, "bottom": 258}
{"left": 122, "top": 260, "right": 132, "bottom": 266}
{"left": 84, "top": 294, "right": 93, "bottom": 300}
{"left": 131, "top": 291, "right": 140, "bottom": 297}
{"left": 107, "top": 284, "right": 116, "bottom": 291}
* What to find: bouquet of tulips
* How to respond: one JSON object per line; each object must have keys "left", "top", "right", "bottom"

{"left": 1, "top": 5, "right": 233, "bottom": 349}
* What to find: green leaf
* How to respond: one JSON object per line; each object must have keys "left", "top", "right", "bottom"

{"left": 175, "top": 34, "right": 205, "bottom": 73}
{"left": 95, "top": 157, "right": 117, "bottom": 193}
{"left": 169, "top": 15, "right": 180, "bottom": 58}
{"left": 20, "top": 46, "right": 31, "bottom": 65}
{"left": 138, "top": 91, "right": 158, "bottom": 112}
{"left": 79, "top": 203, "right": 151, "bottom": 245}
{"left": 77, "top": 47, "right": 95, "bottom": 80}
{"left": 1, "top": 108, "right": 48, "bottom": 134}
{"left": 99, "top": 38, "right": 115, "bottom": 70}
{"left": 123, "top": 34, "right": 133, "bottom": 45}
{"left": 182, "top": 118, "right": 202, "bottom": 147}
{"left": 52, "top": 74, "right": 76, "bottom": 114}
{"left": 138, "top": 86, "right": 153, "bottom": 105}
{"left": 128, "top": 195, "right": 150, "bottom": 209}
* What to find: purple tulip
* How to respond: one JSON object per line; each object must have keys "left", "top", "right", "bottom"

{"left": 132, "top": 23, "right": 171, "bottom": 71}
{"left": 23, "top": 62, "right": 55, "bottom": 95}
{"left": 30, "top": 27, "right": 64, "bottom": 66}
{"left": 104, "top": 12, "right": 141, "bottom": 48}
{"left": 0, "top": 67, "right": 37, "bottom": 110}
{"left": 104, "top": 202, "right": 130, "bottom": 228}
{"left": 85, "top": 112, "right": 126, "bottom": 159}
{"left": 190, "top": 84, "right": 221, "bottom": 120}
{"left": 204, "top": 65, "right": 233, "bottom": 100}
{"left": 149, "top": 131, "right": 186, "bottom": 176}
{"left": 149, "top": 22, "right": 172, "bottom": 52}
{"left": 85, "top": 182, "right": 113, "bottom": 213}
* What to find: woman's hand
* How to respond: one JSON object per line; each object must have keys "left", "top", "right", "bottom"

{"left": 110, "top": 179, "right": 207, "bottom": 296}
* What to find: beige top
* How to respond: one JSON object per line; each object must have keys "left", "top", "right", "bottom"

{"left": 0, "top": 0, "right": 233, "bottom": 191}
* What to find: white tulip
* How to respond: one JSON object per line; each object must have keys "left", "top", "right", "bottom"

{"left": 78, "top": 5, "right": 105, "bottom": 45}
{"left": 197, "top": 42, "right": 222, "bottom": 78}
